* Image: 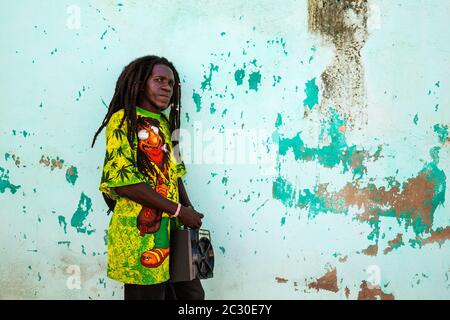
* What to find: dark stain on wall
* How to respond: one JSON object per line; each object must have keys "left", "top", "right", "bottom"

{"left": 307, "top": 0, "right": 368, "bottom": 128}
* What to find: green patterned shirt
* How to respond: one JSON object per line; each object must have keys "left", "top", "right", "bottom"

{"left": 99, "top": 106, "right": 186, "bottom": 285}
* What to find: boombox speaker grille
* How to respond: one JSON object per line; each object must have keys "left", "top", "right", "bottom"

{"left": 169, "top": 228, "right": 214, "bottom": 282}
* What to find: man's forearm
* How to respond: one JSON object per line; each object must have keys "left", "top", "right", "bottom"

{"left": 114, "top": 183, "right": 178, "bottom": 214}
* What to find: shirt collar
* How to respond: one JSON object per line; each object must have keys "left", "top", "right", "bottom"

{"left": 136, "top": 106, "right": 161, "bottom": 120}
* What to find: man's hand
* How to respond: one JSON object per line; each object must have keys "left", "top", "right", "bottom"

{"left": 178, "top": 206, "right": 204, "bottom": 229}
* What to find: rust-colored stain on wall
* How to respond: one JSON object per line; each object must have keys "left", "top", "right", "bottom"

{"left": 383, "top": 234, "right": 404, "bottom": 255}
{"left": 5, "top": 153, "right": 21, "bottom": 168}
{"left": 39, "top": 155, "right": 64, "bottom": 170}
{"left": 414, "top": 226, "right": 450, "bottom": 247}
{"left": 358, "top": 281, "right": 395, "bottom": 300}
{"left": 311, "top": 158, "right": 445, "bottom": 252}
{"left": 362, "top": 244, "right": 378, "bottom": 256}
{"left": 344, "top": 286, "right": 351, "bottom": 299}
{"left": 308, "top": 268, "right": 339, "bottom": 293}
{"left": 275, "top": 277, "right": 289, "bottom": 283}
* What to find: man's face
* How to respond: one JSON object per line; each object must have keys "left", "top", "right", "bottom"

{"left": 141, "top": 64, "right": 175, "bottom": 111}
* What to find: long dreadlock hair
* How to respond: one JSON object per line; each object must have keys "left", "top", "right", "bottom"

{"left": 91, "top": 55, "right": 182, "bottom": 213}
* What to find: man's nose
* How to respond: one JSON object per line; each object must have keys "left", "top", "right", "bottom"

{"left": 161, "top": 83, "right": 172, "bottom": 92}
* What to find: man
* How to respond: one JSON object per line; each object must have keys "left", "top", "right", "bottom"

{"left": 91, "top": 55, "right": 204, "bottom": 300}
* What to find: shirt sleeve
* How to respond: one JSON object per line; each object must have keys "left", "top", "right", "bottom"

{"left": 174, "top": 160, "right": 187, "bottom": 179}
{"left": 171, "top": 141, "right": 187, "bottom": 179}
{"left": 99, "top": 110, "right": 147, "bottom": 200}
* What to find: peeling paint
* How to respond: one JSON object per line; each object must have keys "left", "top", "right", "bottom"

{"left": 433, "top": 124, "right": 449, "bottom": 144}
{"left": 200, "top": 63, "right": 219, "bottom": 91}
{"left": 272, "top": 75, "right": 281, "bottom": 87}
{"left": 274, "top": 105, "right": 447, "bottom": 252}
{"left": 0, "top": 166, "right": 21, "bottom": 194}
{"left": 248, "top": 71, "right": 261, "bottom": 91}
{"left": 70, "top": 193, "right": 95, "bottom": 235}
{"left": 303, "top": 78, "right": 319, "bottom": 109}
{"left": 222, "top": 176, "right": 228, "bottom": 186}
{"left": 39, "top": 155, "right": 64, "bottom": 170}
{"left": 267, "top": 37, "right": 288, "bottom": 56}
{"left": 58, "top": 216, "right": 67, "bottom": 234}
{"left": 234, "top": 68, "right": 245, "bottom": 86}
{"left": 65, "top": 166, "right": 78, "bottom": 185}
{"left": 192, "top": 90, "right": 201, "bottom": 112}
{"left": 251, "top": 199, "right": 269, "bottom": 217}
{"left": 275, "top": 110, "right": 380, "bottom": 179}
{"left": 210, "top": 102, "right": 216, "bottom": 114}
{"left": 275, "top": 113, "right": 283, "bottom": 129}
{"left": 57, "top": 241, "right": 70, "bottom": 248}
{"left": 4, "top": 153, "right": 21, "bottom": 167}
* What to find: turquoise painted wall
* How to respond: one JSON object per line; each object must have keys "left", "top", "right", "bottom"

{"left": 1, "top": 0, "right": 449, "bottom": 299}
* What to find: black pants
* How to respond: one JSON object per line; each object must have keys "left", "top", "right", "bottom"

{"left": 124, "top": 279, "right": 205, "bottom": 300}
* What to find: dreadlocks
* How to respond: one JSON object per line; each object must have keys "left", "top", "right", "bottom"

{"left": 91, "top": 55, "right": 182, "bottom": 213}
{"left": 91, "top": 55, "right": 182, "bottom": 150}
